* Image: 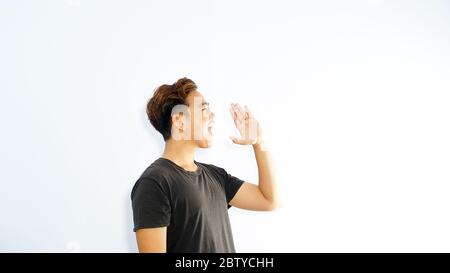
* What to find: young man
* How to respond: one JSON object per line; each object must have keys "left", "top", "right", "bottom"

{"left": 131, "top": 77, "right": 279, "bottom": 253}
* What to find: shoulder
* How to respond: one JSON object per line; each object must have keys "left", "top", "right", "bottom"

{"left": 131, "top": 158, "right": 172, "bottom": 199}
{"left": 197, "top": 161, "right": 221, "bottom": 171}
{"left": 140, "top": 158, "right": 172, "bottom": 182}
{"left": 196, "top": 161, "right": 228, "bottom": 179}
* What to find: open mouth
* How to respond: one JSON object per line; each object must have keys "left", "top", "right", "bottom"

{"left": 207, "top": 121, "right": 215, "bottom": 135}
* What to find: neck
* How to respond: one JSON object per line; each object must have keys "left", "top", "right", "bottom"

{"left": 162, "top": 139, "right": 197, "bottom": 170}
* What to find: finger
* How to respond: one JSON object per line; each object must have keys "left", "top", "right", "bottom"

{"left": 231, "top": 104, "right": 245, "bottom": 131}
{"left": 229, "top": 106, "right": 236, "bottom": 120}
{"left": 244, "top": 105, "right": 253, "bottom": 118}
{"left": 229, "top": 136, "right": 246, "bottom": 145}
{"left": 229, "top": 106, "right": 240, "bottom": 128}
{"left": 232, "top": 103, "right": 245, "bottom": 121}
{"left": 230, "top": 104, "right": 238, "bottom": 117}
{"left": 235, "top": 103, "right": 246, "bottom": 120}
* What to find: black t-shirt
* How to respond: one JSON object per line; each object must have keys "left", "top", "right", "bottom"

{"left": 131, "top": 157, "right": 245, "bottom": 253}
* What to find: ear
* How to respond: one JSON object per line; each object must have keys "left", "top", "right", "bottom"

{"left": 170, "top": 104, "right": 191, "bottom": 140}
{"left": 171, "top": 112, "right": 185, "bottom": 131}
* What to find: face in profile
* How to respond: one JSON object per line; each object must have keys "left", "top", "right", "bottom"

{"left": 171, "top": 90, "right": 215, "bottom": 148}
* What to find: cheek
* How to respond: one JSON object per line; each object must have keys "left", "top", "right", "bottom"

{"left": 202, "top": 112, "right": 210, "bottom": 126}
{"left": 202, "top": 111, "right": 210, "bottom": 120}
{"left": 191, "top": 112, "right": 209, "bottom": 127}
{"left": 189, "top": 115, "right": 210, "bottom": 139}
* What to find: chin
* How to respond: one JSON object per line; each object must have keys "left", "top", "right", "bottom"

{"left": 196, "top": 138, "right": 214, "bottom": 148}
{"left": 195, "top": 128, "right": 214, "bottom": 148}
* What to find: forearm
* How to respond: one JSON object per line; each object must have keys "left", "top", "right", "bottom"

{"left": 253, "top": 139, "right": 279, "bottom": 208}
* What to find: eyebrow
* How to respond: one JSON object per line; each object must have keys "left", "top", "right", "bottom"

{"left": 201, "top": 102, "right": 210, "bottom": 107}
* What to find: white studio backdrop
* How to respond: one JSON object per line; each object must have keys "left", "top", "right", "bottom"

{"left": 1, "top": 0, "right": 449, "bottom": 252}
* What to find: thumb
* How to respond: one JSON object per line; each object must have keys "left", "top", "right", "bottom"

{"left": 229, "top": 136, "right": 245, "bottom": 145}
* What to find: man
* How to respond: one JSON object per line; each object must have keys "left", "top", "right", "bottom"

{"left": 131, "top": 77, "right": 279, "bottom": 253}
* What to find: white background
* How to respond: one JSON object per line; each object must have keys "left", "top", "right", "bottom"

{"left": 1, "top": 0, "right": 449, "bottom": 252}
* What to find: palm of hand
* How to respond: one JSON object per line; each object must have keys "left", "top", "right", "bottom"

{"left": 229, "top": 103, "right": 262, "bottom": 145}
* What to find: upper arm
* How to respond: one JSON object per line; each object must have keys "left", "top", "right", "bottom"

{"left": 131, "top": 177, "right": 171, "bottom": 230}
{"left": 136, "top": 226, "right": 167, "bottom": 253}
{"left": 229, "top": 182, "right": 277, "bottom": 211}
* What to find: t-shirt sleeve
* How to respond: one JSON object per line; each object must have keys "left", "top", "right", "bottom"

{"left": 131, "top": 177, "right": 171, "bottom": 232}
{"left": 216, "top": 167, "right": 245, "bottom": 209}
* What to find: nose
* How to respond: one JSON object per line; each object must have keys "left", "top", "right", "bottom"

{"left": 210, "top": 111, "right": 215, "bottom": 120}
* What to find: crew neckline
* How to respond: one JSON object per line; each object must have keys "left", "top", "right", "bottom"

{"left": 158, "top": 157, "right": 202, "bottom": 176}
